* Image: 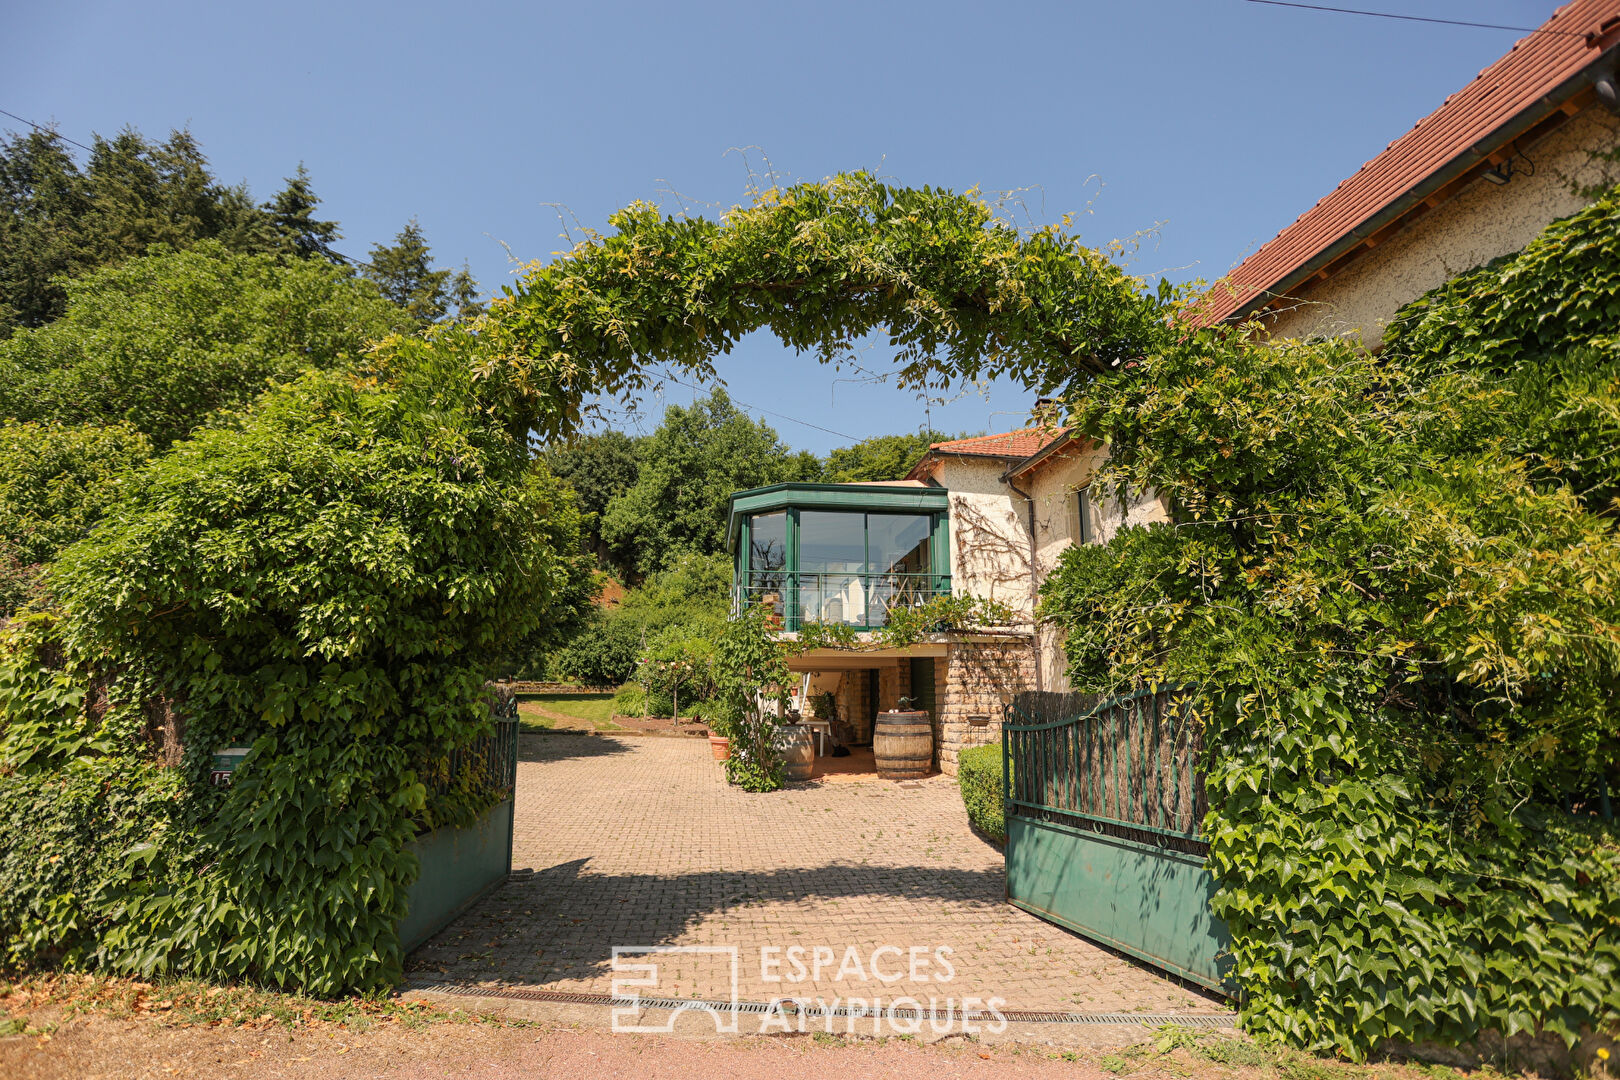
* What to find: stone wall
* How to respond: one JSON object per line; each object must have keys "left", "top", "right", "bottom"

{"left": 935, "top": 638, "right": 1035, "bottom": 775}
{"left": 833, "top": 670, "right": 868, "bottom": 743}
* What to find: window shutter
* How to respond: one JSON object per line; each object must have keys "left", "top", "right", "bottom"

{"left": 1065, "top": 489, "right": 1082, "bottom": 542}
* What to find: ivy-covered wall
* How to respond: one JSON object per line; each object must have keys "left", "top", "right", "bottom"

{"left": 1042, "top": 188, "right": 1620, "bottom": 1058}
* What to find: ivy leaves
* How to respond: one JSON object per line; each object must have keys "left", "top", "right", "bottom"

{"left": 1041, "top": 189, "right": 1620, "bottom": 1056}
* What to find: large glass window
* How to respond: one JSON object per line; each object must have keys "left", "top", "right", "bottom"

{"left": 740, "top": 507, "right": 941, "bottom": 627}
{"left": 746, "top": 511, "right": 788, "bottom": 619}
{"left": 749, "top": 511, "right": 786, "bottom": 572}
{"left": 798, "top": 511, "right": 865, "bottom": 573}
{"left": 799, "top": 511, "right": 866, "bottom": 625}
{"left": 868, "top": 513, "right": 931, "bottom": 575}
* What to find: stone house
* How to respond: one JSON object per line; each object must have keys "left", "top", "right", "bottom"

{"left": 726, "top": 429, "right": 1167, "bottom": 775}
{"left": 1200, "top": 0, "right": 1620, "bottom": 344}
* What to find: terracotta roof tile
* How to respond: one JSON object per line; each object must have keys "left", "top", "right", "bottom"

{"left": 1199, "top": 0, "right": 1620, "bottom": 325}
{"left": 925, "top": 428, "right": 1065, "bottom": 460}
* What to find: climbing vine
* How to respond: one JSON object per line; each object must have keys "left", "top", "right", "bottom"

{"left": 1042, "top": 187, "right": 1620, "bottom": 1057}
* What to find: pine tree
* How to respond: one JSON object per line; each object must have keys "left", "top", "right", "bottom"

{"left": 263, "top": 164, "right": 342, "bottom": 261}
{"left": 0, "top": 122, "right": 336, "bottom": 334}
{"left": 361, "top": 218, "right": 450, "bottom": 322}
{"left": 447, "top": 262, "right": 481, "bottom": 319}
{"left": 0, "top": 128, "right": 92, "bottom": 334}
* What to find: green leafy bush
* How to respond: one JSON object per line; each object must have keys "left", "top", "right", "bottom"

{"left": 610, "top": 682, "right": 645, "bottom": 717}
{"left": 0, "top": 421, "right": 153, "bottom": 618}
{"left": 0, "top": 752, "right": 189, "bottom": 968}
{"left": 714, "top": 603, "right": 790, "bottom": 792}
{"left": 0, "top": 241, "right": 406, "bottom": 447}
{"left": 1042, "top": 187, "right": 1620, "bottom": 1057}
{"left": 637, "top": 623, "right": 716, "bottom": 716}
{"left": 0, "top": 339, "right": 584, "bottom": 994}
{"left": 956, "top": 744, "right": 1005, "bottom": 844}
{"left": 554, "top": 617, "right": 641, "bottom": 687}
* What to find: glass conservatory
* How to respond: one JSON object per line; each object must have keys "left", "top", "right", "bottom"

{"left": 727, "top": 482, "right": 952, "bottom": 631}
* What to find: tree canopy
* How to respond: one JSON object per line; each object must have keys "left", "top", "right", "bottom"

{"left": 361, "top": 218, "right": 478, "bottom": 324}
{"left": 0, "top": 126, "right": 344, "bottom": 335}
{"left": 822, "top": 430, "right": 955, "bottom": 482}
{"left": 0, "top": 241, "right": 407, "bottom": 447}
{"left": 599, "top": 390, "right": 817, "bottom": 578}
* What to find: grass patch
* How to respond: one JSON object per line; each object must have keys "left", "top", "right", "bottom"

{"left": 533, "top": 693, "right": 616, "bottom": 724}
{"left": 515, "top": 694, "right": 621, "bottom": 732}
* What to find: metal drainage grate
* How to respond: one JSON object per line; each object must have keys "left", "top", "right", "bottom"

{"left": 407, "top": 982, "right": 1236, "bottom": 1027}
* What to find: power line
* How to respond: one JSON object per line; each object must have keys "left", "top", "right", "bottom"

{"left": 0, "top": 108, "right": 96, "bottom": 154}
{"left": 1240, "top": 1, "right": 1588, "bottom": 37}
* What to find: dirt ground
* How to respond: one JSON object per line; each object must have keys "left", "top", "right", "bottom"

{"left": 0, "top": 977, "right": 1476, "bottom": 1080}
{"left": 0, "top": 1009, "right": 1431, "bottom": 1080}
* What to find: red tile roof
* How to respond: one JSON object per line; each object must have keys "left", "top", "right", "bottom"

{"left": 905, "top": 428, "right": 1068, "bottom": 480}
{"left": 925, "top": 429, "right": 1064, "bottom": 460}
{"left": 1199, "top": 0, "right": 1620, "bottom": 325}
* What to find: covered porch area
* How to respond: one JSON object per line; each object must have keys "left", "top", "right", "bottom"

{"left": 782, "top": 636, "right": 1033, "bottom": 778}
{"left": 785, "top": 643, "right": 945, "bottom": 778}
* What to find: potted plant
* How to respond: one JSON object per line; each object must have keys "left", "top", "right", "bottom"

{"left": 714, "top": 602, "right": 792, "bottom": 791}
{"left": 706, "top": 698, "right": 740, "bottom": 760}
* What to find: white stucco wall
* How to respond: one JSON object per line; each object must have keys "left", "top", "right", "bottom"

{"left": 1022, "top": 440, "right": 1171, "bottom": 692}
{"left": 915, "top": 442, "right": 1171, "bottom": 693}
{"left": 1260, "top": 105, "right": 1620, "bottom": 347}
{"left": 928, "top": 456, "right": 1034, "bottom": 616}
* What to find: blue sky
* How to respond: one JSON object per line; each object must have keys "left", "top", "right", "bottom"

{"left": 4, "top": 0, "right": 1559, "bottom": 453}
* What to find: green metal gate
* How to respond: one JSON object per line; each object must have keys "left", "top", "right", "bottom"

{"left": 1002, "top": 688, "right": 1231, "bottom": 992}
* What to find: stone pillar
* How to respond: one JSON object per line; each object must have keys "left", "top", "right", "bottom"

{"left": 936, "top": 639, "right": 1035, "bottom": 775}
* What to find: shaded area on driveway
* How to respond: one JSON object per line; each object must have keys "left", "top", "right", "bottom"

{"left": 408, "top": 733, "right": 1219, "bottom": 1013}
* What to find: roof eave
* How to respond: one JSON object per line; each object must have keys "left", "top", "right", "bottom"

{"left": 1221, "top": 49, "right": 1619, "bottom": 326}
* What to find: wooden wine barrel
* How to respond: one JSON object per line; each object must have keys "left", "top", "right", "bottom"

{"left": 874, "top": 710, "right": 932, "bottom": 779}
{"left": 782, "top": 724, "right": 815, "bottom": 781}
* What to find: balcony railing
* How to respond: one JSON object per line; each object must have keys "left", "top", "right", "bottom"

{"left": 732, "top": 570, "right": 951, "bottom": 631}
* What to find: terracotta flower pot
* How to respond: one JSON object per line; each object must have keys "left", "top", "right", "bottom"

{"left": 709, "top": 734, "right": 731, "bottom": 761}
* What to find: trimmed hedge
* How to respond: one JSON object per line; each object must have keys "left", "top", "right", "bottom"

{"left": 958, "top": 744, "right": 1005, "bottom": 844}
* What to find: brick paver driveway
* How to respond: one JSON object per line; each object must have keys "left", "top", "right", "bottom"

{"left": 408, "top": 732, "right": 1217, "bottom": 1014}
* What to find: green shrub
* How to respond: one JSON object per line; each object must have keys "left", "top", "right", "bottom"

{"left": 957, "top": 744, "right": 1005, "bottom": 844}
{"left": 1041, "top": 187, "right": 1620, "bottom": 1057}
{"left": 0, "top": 340, "right": 585, "bottom": 995}
{"left": 0, "top": 753, "right": 189, "bottom": 968}
{"left": 687, "top": 697, "right": 735, "bottom": 725}
{"left": 636, "top": 622, "right": 716, "bottom": 711}
{"left": 714, "top": 603, "right": 789, "bottom": 792}
{"left": 0, "top": 421, "right": 152, "bottom": 618}
{"left": 610, "top": 682, "right": 645, "bottom": 716}
{"left": 645, "top": 689, "right": 673, "bottom": 717}
{"left": 554, "top": 617, "right": 640, "bottom": 687}
{"left": 0, "top": 242, "right": 407, "bottom": 448}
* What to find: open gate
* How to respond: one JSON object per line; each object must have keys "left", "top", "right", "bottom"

{"left": 1002, "top": 688, "right": 1231, "bottom": 992}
